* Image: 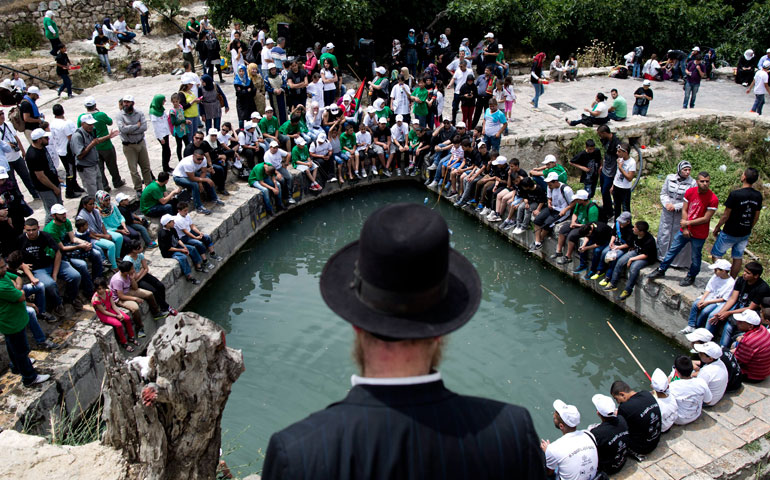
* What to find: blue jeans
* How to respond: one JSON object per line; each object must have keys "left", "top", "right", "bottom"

{"left": 172, "top": 252, "right": 192, "bottom": 276}
{"left": 752, "top": 94, "right": 766, "bottom": 115}
{"left": 25, "top": 306, "right": 46, "bottom": 344}
{"left": 146, "top": 203, "right": 175, "bottom": 217}
{"left": 683, "top": 82, "right": 700, "bottom": 108}
{"left": 533, "top": 175, "right": 547, "bottom": 191}
{"left": 186, "top": 116, "right": 200, "bottom": 143}
{"left": 633, "top": 63, "right": 641, "bottom": 78}
{"left": 484, "top": 134, "right": 501, "bottom": 153}
{"left": 607, "top": 111, "right": 625, "bottom": 121}
{"left": 22, "top": 282, "right": 46, "bottom": 315}
{"left": 532, "top": 83, "right": 544, "bottom": 108}
{"left": 181, "top": 234, "right": 211, "bottom": 256}
{"left": 117, "top": 32, "right": 136, "bottom": 43}
{"left": 632, "top": 104, "right": 649, "bottom": 116}
{"left": 611, "top": 250, "right": 649, "bottom": 292}
{"left": 708, "top": 317, "right": 737, "bottom": 349}
{"left": 597, "top": 245, "right": 626, "bottom": 278}
{"left": 174, "top": 174, "right": 218, "bottom": 209}
{"left": 687, "top": 298, "right": 722, "bottom": 328}
{"left": 68, "top": 257, "right": 94, "bottom": 297}
{"left": 579, "top": 244, "right": 608, "bottom": 272}
{"left": 5, "top": 329, "right": 37, "bottom": 385}
{"left": 204, "top": 116, "right": 221, "bottom": 131}
{"left": 711, "top": 232, "right": 750, "bottom": 259}
{"left": 251, "top": 177, "right": 283, "bottom": 214}
{"left": 58, "top": 73, "right": 72, "bottom": 97}
{"left": 334, "top": 151, "right": 350, "bottom": 165}
{"left": 276, "top": 166, "right": 293, "bottom": 197}
{"left": 98, "top": 53, "right": 112, "bottom": 74}
{"left": 140, "top": 13, "right": 150, "bottom": 35}
{"left": 33, "top": 261, "right": 81, "bottom": 307}
{"left": 600, "top": 172, "right": 614, "bottom": 219}
{"left": 128, "top": 223, "right": 152, "bottom": 245}
{"left": 658, "top": 230, "right": 706, "bottom": 278}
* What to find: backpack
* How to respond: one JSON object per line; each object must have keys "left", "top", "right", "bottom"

{"left": 9, "top": 103, "right": 25, "bottom": 131}
{"left": 245, "top": 39, "right": 259, "bottom": 64}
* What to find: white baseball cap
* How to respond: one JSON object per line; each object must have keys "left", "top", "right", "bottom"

{"left": 295, "top": 137, "right": 306, "bottom": 146}
{"left": 692, "top": 46, "right": 700, "bottom": 52}
{"left": 685, "top": 327, "right": 713, "bottom": 343}
{"left": 267, "top": 63, "right": 276, "bottom": 70}
{"left": 123, "top": 94, "right": 135, "bottom": 102}
{"left": 411, "top": 118, "right": 420, "bottom": 125}
{"left": 395, "top": 114, "right": 404, "bottom": 122}
{"left": 80, "top": 113, "right": 97, "bottom": 125}
{"left": 30, "top": 128, "right": 50, "bottom": 141}
{"left": 250, "top": 111, "right": 261, "bottom": 119}
{"left": 542, "top": 154, "right": 557, "bottom": 164}
{"left": 243, "top": 121, "right": 253, "bottom": 129}
{"left": 735, "top": 309, "right": 761, "bottom": 326}
{"left": 484, "top": 32, "right": 494, "bottom": 39}
{"left": 161, "top": 214, "right": 174, "bottom": 226}
{"left": 491, "top": 157, "right": 507, "bottom": 166}
{"left": 266, "top": 38, "right": 275, "bottom": 45}
{"left": 115, "top": 192, "right": 130, "bottom": 204}
{"left": 709, "top": 259, "right": 733, "bottom": 271}
{"left": 574, "top": 189, "right": 589, "bottom": 200}
{"left": 330, "top": 106, "right": 340, "bottom": 113}
{"left": 694, "top": 341, "right": 723, "bottom": 360}
{"left": 28, "top": 86, "right": 40, "bottom": 95}
{"left": 0, "top": 166, "right": 8, "bottom": 180}
{"left": 642, "top": 79, "right": 651, "bottom": 86}
{"left": 378, "top": 116, "right": 387, "bottom": 124}
{"left": 456, "top": 121, "right": 466, "bottom": 128}
{"left": 326, "top": 42, "right": 335, "bottom": 49}
{"left": 208, "top": 127, "right": 219, "bottom": 135}
{"left": 592, "top": 394, "right": 617, "bottom": 417}
{"left": 498, "top": 44, "right": 503, "bottom": 49}
{"left": 366, "top": 106, "right": 375, "bottom": 114}
{"left": 650, "top": 368, "right": 669, "bottom": 393}
{"left": 375, "top": 66, "right": 387, "bottom": 74}
{"left": 545, "top": 171, "right": 560, "bottom": 183}
{"left": 265, "top": 105, "right": 274, "bottom": 112}
{"left": 50, "top": 204, "right": 67, "bottom": 215}
{"left": 553, "top": 399, "right": 580, "bottom": 427}
{"left": 269, "top": 140, "right": 279, "bottom": 148}
{"left": 83, "top": 96, "right": 97, "bottom": 107}
{"left": 317, "top": 132, "right": 327, "bottom": 143}
{"left": 764, "top": 60, "right": 770, "bottom": 69}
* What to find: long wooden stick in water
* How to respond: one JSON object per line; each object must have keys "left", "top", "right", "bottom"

{"left": 540, "top": 284, "right": 565, "bottom": 305}
{"left": 607, "top": 321, "right": 651, "bottom": 381}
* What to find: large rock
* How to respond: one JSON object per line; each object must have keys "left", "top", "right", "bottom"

{"left": 101, "top": 312, "right": 244, "bottom": 480}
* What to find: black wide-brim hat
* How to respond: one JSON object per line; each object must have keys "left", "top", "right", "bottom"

{"left": 320, "top": 203, "right": 481, "bottom": 339}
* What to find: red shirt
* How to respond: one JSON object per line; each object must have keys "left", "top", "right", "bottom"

{"left": 735, "top": 326, "right": 770, "bottom": 381}
{"left": 683, "top": 187, "right": 718, "bottom": 239}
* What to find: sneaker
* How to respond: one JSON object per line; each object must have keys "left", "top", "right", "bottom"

{"left": 646, "top": 269, "right": 665, "bottom": 280}
{"left": 603, "top": 283, "right": 618, "bottom": 292}
{"left": 210, "top": 253, "right": 223, "bottom": 262}
{"left": 573, "top": 265, "right": 587, "bottom": 274}
{"left": 147, "top": 241, "right": 158, "bottom": 249}
{"left": 215, "top": 199, "right": 225, "bottom": 206}
{"left": 113, "top": 180, "right": 126, "bottom": 189}
{"left": 288, "top": 198, "right": 297, "bottom": 204}
{"left": 137, "top": 330, "right": 147, "bottom": 338}
{"left": 529, "top": 242, "right": 542, "bottom": 252}
{"left": 24, "top": 374, "right": 50, "bottom": 387}
{"left": 372, "top": 166, "right": 378, "bottom": 176}
{"left": 556, "top": 256, "right": 571, "bottom": 265}
{"left": 427, "top": 164, "right": 438, "bottom": 171}
{"left": 168, "top": 306, "right": 179, "bottom": 316}
{"left": 500, "top": 220, "right": 512, "bottom": 229}
{"left": 196, "top": 265, "right": 210, "bottom": 274}
{"left": 72, "top": 298, "right": 84, "bottom": 310}
{"left": 53, "top": 304, "right": 65, "bottom": 318}
{"left": 40, "top": 312, "right": 57, "bottom": 323}
{"left": 355, "top": 171, "right": 362, "bottom": 179}
{"left": 328, "top": 177, "right": 338, "bottom": 182}
{"left": 480, "top": 207, "right": 491, "bottom": 216}
{"left": 549, "top": 252, "right": 562, "bottom": 260}
{"left": 206, "top": 262, "right": 216, "bottom": 270}
{"left": 428, "top": 180, "right": 438, "bottom": 188}
{"left": 40, "top": 339, "right": 61, "bottom": 350}
{"left": 361, "top": 170, "right": 367, "bottom": 178}
{"left": 679, "top": 276, "right": 695, "bottom": 287}
{"left": 590, "top": 272, "right": 605, "bottom": 281}
{"left": 219, "top": 190, "right": 231, "bottom": 196}
{"left": 679, "top": 326, "right": 695, "bottom": 334}
{"left": 619, "top": 290, "right": 632, "bottom": 300}
{"left": 186, "top": 276, "right": 201, "bottom": 285}
{"left": 599, "top": 278, "right": 611, "bottom": 287}
{"left": 383, "top": 170, "right": 392, "bottom": 177}
{"left": 396, "top": 168, "right": 402, "bottom": 176}
{"left": 424, "top": 177, "right": 432, "bottom": 185}
{"left": 154, "top": 311, "right": 169, "bottom": 320}
{"left": 453, "top": 201, "right": 463, "bottom": 207}
{"left": 488, "top": 213, "right": 502, "bottom": 222}
{"left": 197, "top": 207, "right": 212, "bottom": 215}
{"left": 512, "top": 227, "right": 524, "bottom": 235}
{"left": 410, "top": 169, "right": 419, "bottom": 177}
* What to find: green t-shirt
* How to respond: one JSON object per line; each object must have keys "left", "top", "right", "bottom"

{"left": 43, "top": 17, "right": 59, "bottom": 39}
{"left": 319, "top": 52, "right": 338, "bottom": 68}
{"left": 545, "top": 164, "right": 568, "bottom": 183}
{"left": 186, "top": 20, "right": 200, "bottom": 32}
{"left": 612, "top": 96, "right": 627, "bottom": 119}
{"left": 259, "top": 116, "right": 280, "bottom": 136}
{"left": 408, "top": 129, "right": 419, "bottom": 148}
{"left": 412, "top": 87, "right": 429, "bottom": 116}
{"left": 248, "top": 163, "right": 267, "bottom": 185}
{"left": 291, "top": 145, "right": 309, "bottom": 168}
{"left": 140, "top": 181, "right": 166, "bottom": 214}
{"left": 496, "top": 51, "right": 505, "bottom": 63}
{"left": 0, "top": 272, "right": 27, "bottom": 335}
{"left": 278, "top": 120, "right": 301, "bottom": 135}
{"left": 574, "top": 201, "right": 600, "bottom": 224}
{"left": 44, "top": 218, "right": 72, "bottom": 244}
{"left": 340, "top": 132, "right": 356, "bottom": 151}
{"left": 375, "top": 107, "right": 392, "bottom": 123}
{"left": 77, "top": 111, "right": 113, "bottom": 151}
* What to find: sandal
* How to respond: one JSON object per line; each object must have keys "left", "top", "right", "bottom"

{"left": 122, "top": 343, "right": 135, "bottom": 353}
{"left": 130, "top": 337, "right": 140, "bottom": 346}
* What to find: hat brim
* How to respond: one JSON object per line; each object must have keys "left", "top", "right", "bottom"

{"left": 320, "top": 240, "right": 481, "bottom": 339}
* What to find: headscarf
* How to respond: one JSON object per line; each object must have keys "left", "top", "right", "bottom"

{"left": 677, "top": 160, "right": 692, "bottom": 178}
{"left": 148, "top": 94, "right": 165, "bottom": 117}
{"left": 533, "top": 52, "right": 546, "bottom": 67}
{"left": 201, "top": 74, "right": 214, "bottom": 91}
{"left": 422, "top": 32, "right": 431, "bottom": 45}
{"left": 392, "top": 39, "right": 401, "bottom": 57}
{"left": 438, "top": 34, "right": 449, "bottom": 49}
{"left": 233, "top": 65, "right": 251, "bottom": 87}
{"left": 103, "top": 17, "right": 113, "bottom": 30}
{"left": 95, "top": 190, "right": 112, "bottom": 216}
{"left": 45, "top": 10, "right": 54, "bottom": 18}
{"left": 407, "top": 31, "right": 416, "bottom": 45}
{"left": 745, "top": 49, "right": 755, "bottom": 61}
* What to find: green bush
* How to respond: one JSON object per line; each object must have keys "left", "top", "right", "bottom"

{"left": 9, "top": 23, "right": 42, "bottom": 49}
{"left": 147, "top": 0, "right": 181, "bottom": 18}
{"left": 564, "top": 128, "right": 602, "bottom": 159}
{"left": 731, "top": 127, "right": 770, "bottom": 178}
{"left": 666, "top": 145, "right": 740, "bottom": 202}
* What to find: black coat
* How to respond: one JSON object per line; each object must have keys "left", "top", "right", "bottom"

{"left": 262, "top": 379, "right": 546, "bottom": 480}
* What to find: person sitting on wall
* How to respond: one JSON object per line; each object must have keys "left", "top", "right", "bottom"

{"left": 541, "top": 399, "right": 598, "bottom": 480}
{"left": 569, "top": 139, "right": 601, "bottom": 199}
{"left": 173, "top": 201, "right": 221, "bottom": 270}
{"left": 733, "top": 309, "right": 770, "bottom": 382}
{"left": 158, "top": 214, "right": 201, "bottom": 285}
{"left": 594, "top": 211, "right": 634, "bottom": 285}
{"left": 680, "top": 259, "right": 735, "bottom": 334}
{"left": 172, "top": 149, "right": 223, "bottom": 216}
{"left": 110, "top": 260, "right": 164, "bottom": 334}
{"left": 123, "top": 239, "right": 177, "bottom": 318}
{"left": 43, "top": 203, "right": 99, "bottom": 298}
{"left": 140, "top": 171, "right": 180, "bottom": 218}
{"left": 566, "top": 92, "right": 610, "bottom": 127}
{"left": 574, "top": 220, "right": 612, "bottom": 279}
{"left": 650, "top": 368, "right": 678, "bottom": 434}
{"left": 529, "top": 154, "right": 567, "bottom": 192}
{"left": 610, "top": 379, "right": 661, "bottom": 458}
{"left": 686, "top": 327, "right": 744, "bottom": 393}
{"left": 528, "top": 172, "right": 574, "bottom": 252}
{"left": 692, "top": 341, "right": 728, "bottom": 406}
{"left": 92, "top": 276, "right": 138, "bottom": 352}
{"left": 668, "top": 355, "right": 712, "bottom": 425}
{"left": 587, "top": 394, "right": 629, "bottom": 476}
{"left": 248, "top": 162, "right": 284, "bottom": 216}
{"left": 550, "top": 189, "right": 599, "bottom": 267}
{"left": 603, "top": 220, "right": 657, "bottom": 300}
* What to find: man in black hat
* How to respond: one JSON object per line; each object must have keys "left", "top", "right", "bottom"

{"left": 262, "top": 203, "right": 546, "bottom": 479}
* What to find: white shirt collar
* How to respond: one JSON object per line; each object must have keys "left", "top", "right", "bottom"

{"left": 351, "top": 371, "right": 441, "bottom": 387}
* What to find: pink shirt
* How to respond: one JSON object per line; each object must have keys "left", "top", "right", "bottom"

{"left": 109, "top": 272, "right": 132, "bottom": 298}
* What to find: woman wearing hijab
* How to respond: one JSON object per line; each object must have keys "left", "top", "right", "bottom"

{"left": 96, "top": 190, "right": 138, "bottom": 248}
{"left": 736, "top": 50, "right": 756, "bottom": 86}
{"left": 178, "top": 78, "right": 201, "bottom": 142}
{"left": 200, "top": 74, "right": 229, "bottom": 131}
{"left": 530, "top": 52, "right": 546, "bottom": 108}
{"left": 265, "top": 63, "right": 289, "bottom": 124}
{"left": 246, "top": 63, "right": 266, "bottom": 114}
{"left": 419, "top": 32, "right": 433, "bottom": 71}
{"left": 391, "top": 39, "right": 403, "bottom": 70}
{"left": 233, "top": 65, "right": 256, "bottom": 129}
{"left": 404, "top": 29, "right": 419, "bottom": 76}
{"left": 657, "top": 160, "right": 697, "bottom": 268}
{"left": 149, "top": 95, "right": 172, "bottom": 173}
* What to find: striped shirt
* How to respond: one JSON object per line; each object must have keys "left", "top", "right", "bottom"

{"left": 735, "top": 326, "right": 770, "bottom": 381}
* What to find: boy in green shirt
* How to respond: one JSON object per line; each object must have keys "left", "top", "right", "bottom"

{"left": 43, "top": 10, "right": 62, "bottom": 56}
{"left": 609, "top": 88, "right": 628, "bottom": 121}
{"left": 529, "top": 154, "right": 568, "bottom": 190}
{"left": 411, "top": 76, "right": 429, "bottom": 127}
{"left": 291, "top": 137, "right": 321, "bottom": 191}
{"left": 553, "top": 189, "right": 600, "bottom": 263}
{"left": 259, "top": 107, "right": 281, "bottom": 145}
{"left": 248, "top": 163, "right": 284, "bottom": 215}
{"left": 140, "top": 172, "right": 181, "bottom": 217}
{"left": 340, "top": 124, "right": 357, "bottom": 180}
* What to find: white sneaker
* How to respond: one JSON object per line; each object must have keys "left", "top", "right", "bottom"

{"left": 372, "top": 166, "right": 378, "bottom": 176}
{"left": 428, "top": 180, "right": 438, "bottom": 188}
{"left": 480, "top": 207, "right": 491, "bottom": 216}
{"left": 447, "top": 194, "right": 458, "bottom": 201}
{"left": 679, "top": 326, "right": 695, "bottom": 335}
{"left": 361, "top": 170, "right": 367, "bottom": 178}
{"left": 396, "top": 168, "right": 402, "bottom": 176}
{"left": 489, "top": 213, "right": 502, "bottom": 222}
{"left": 383, "top": 170, "right": 392, "bottom": 177}
{"left": 27, "top": 374, "right": 50, "bottom": 386}
{"left": 512, "top": 227, "right": 524, "bottom": 235}
{"left": 328, "top": 177, "right": 337, "bottom": 182}
{"left": 427, "top": 164, "right": 438, "bottom": 171}
{"left": 288, "top": 198, "right": 297, "bottom": 205}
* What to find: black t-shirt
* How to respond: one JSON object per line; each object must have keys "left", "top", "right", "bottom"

{"left": 616, "top": 223, "right": 634, "bottom": 246}
{"left": 18, "top": 231, "right": 58, "bottom": 270}
{"left": 55, "top": 52, "right": 70, "bottom": 76}
{"left": 459, "top": 83, "right": 477, "bottom": 107}
{"left": 590, "top": 415, "right": 629, "bottom": 474}
{"left": 616, "top": 391, "right": 661, "bottom": 454}
{"left": 286, "top": 69, "right": 308, "bottom": 97}
{"left": 373, "top": 126, "right": 391, "bottom": 144}
{"left": 733, "top": 277, "right": 770, "bottom": 309}
{"left": 723, "top": 187, "right": 763, "bottom": 237}
{"left": 158, "top": 227, "right": 180, "bottom": 258}
{"left": 184, "top": 141, "right": 213, "bottom": 158}
{"left": 483, "top": 42, "right": 498, "bottom": 65}
{"left": 25, "top": 146, "right": 58, "bottom": 192}
{"left": 521, "top": 186, "right": 547, "bottom": 206}
{"left": 588, "top": 222, "right": 613, "bottom": 246}
{"left": 722, "top": 350, "right": 743, "bottom": 392}
{"left": 570, "top": 149, "right": 601, "bottom": 184}
{"left": 634, "top": 87, "right": 653, "bottom": 106}
{"left": 19, "top": 100, "right": 39, "bottom": 131}
{"left": 94, "top": 35, "right": 109, "bottom": 55}
{"left": 601, "top": 134, "right": 620, "bottom": 177}
{"left": 631, "top": 232, "right": 658, "bottom": 263}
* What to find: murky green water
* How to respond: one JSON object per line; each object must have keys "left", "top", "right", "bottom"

{"left": 188, "top": 182, "right": 684, "bottom": 475}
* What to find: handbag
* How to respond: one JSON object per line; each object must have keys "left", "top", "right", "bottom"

{"left": 217, "top": 93, "right": 225, "bottom": 108}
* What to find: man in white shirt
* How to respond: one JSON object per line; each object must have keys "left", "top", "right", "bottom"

{"left": 236, "top": 121, "right": 260, "bottom": 170}
{"left": 10, "top": 73, "right": 26, "bottom": 93}
{"left": 390, "top": 75, "right": 412, "bottom": 119}
{"left": 541, "top": 399, "right": 598, "bottom": 480}
{"left": 446, "top": 49, "right": 467, "bottom": 76}
{"left": 309, "top": 132, "right": 333, "bottom": 180}
{"left": 49, "top": 104, "right": 83, "bottom": 198}
{"left": 0, "top": 108, "right": 36, "bottom": 199}
{"left": 694, "top": 341, "right": 728, "bottom": 406}
{"left": 390, "top": 114, "right": 409, "bottom": 172}
{"left": 447, "top": 60, "right": 472, "bottom": 123}
{"left": 747, "top": 60, "right": 770, "bottom": 115}
{"left": 651, "top": 368, "right": 678, "bottom": 433}
{"left": 132, "top": 0, "right": 151, "bottom": 35}
{"left": 261, "top": 38, "right": 276, "bottom": 78}
{"left": 669, "top": 355, "right": 713, "bottom": 425}
{"left": 263, "top": 140, "right": 295, "bottom": 204}
{"left": 172, "top": 149, "right": 222, "bottom": 214}
{"left": 530, "top": 171, "right": 574, "bottom": 252}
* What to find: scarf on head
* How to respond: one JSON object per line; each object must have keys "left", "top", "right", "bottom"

{"left": 407, "top": 33, "right": 416, "bottom": 45}
{"left": 247, "top": 63, "right": 262, "bottom": 85}
{"left": 422, "top": 34, "right": 431, "bottom": 45}
{"left": 149, "top": 94, "right": 165, "bottom": 117}
{"left": 392, "top": 40, "right": 401, "bottom": 57}
{"left": 745, "top": 49, "right": 755, "bottom": 61}
{"left": 438, "top": 34, "right": 449, "bottom": 49}
{"left": 103, "top": 17, "right": 112, "bottom": 29}
{"left": 95, "top": 190, "right": 112, "bottom": 216}
{"left": 533, "top": 52, "right": 546, "bottom": 67}
{"left": 22, "top": 95, "right": 39, "bottom": 117}
{"left": 677, "top": 160, "right": 692, "bottom": 179}
{"left": 233, "top": 66, "right": 251, "bottom": 87}
{"left": 201, "top": 74, "right": 214, "bottom": 91}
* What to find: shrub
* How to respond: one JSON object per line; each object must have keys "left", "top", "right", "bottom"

{"left": 9, "top": 23, "right": 42, "bottom": 49}
{"left": 681, "top": 119, "right": 728, "bottom": 142}
{"left": 576, "top": 39, "right": 618, "bottom": 68}
{"left": 147, "top": 0, "right": 181, "bottom": 18}
{"left": 731, "top": 127, "right": 770, "bottom": 178}
{"left": 670, "top": 145, "right": 740, "bottom": 202}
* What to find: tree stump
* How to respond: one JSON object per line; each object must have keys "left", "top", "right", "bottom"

{"left": 100, "top": 312, "right": 245, "bottom": 480}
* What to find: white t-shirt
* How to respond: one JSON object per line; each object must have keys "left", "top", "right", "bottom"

{"left": 643, "top": 59, "right": 660, "bottom": 77}
{"left": 172, "top": 156, "right": 203, "bottom": 177}
{"left": 0, "top": 122, "right": 21, "bottom": 162}
{"left": 173, "top": 213, "right": 193, "bottom": 238}
{"left": 10, "top": 78, "right": 26, "bottom": 92}
{"left": 390, "top": 84, "right": 411, "bottom": 115}
{"left": 307, "top": 81, "right": 324, "bottom": 107}
{"left": 132, "top": 1, "right": 148, "bottom": 13}
{"left": 177, "top": 38, "right": 193, "bottom": 53}
{"left": 309, "top": 140, "right": 331, "bottom": 157}
{"left": 257, "top": 30, "right": 266, "bottom": 45}
{"left": 613, "top": 158, "right": 636, "bottom": 189}
{"left": 320, "top": 69, "right": 336, "bottom": 91}
{"left": 655, "top": 394, "right": 678, "bottom": 433}
{"left": 703, "top": 274, "right": 735, "bottom": 302}
{"left": 544, "top": 431, "right": 599, "bottom": 480}
{"left": 592, "top": 101, "right": 609, "bottom": 119}
{"left": 49, "top": 118, "right": 76, "bottom": 157}
{"left": 355, "top": 131, "right": 372, "bottom": 152}
{"left": 391, "top": 123, "right": 408, "bottom": 145}
{"left": 452, "top": 68, "right": 472, "bottom": 94}
{"left": 261, "top": 46, "right": 273, "bottom": 70}
{"left": 264, "top": 149, "right": 288, "bottom": 169}
{"left": 548, "top": 183, "right": 574, "bottom": 212}
{"left": 753, "top": 70, "right": 769, "bottom": 95}
{"left": 113, "top": 19, "right": 128, "bottom": 34}
{"left": 436, "top": 90, "right": 445, "bottom": 117}
{"left": 238, "top": 130, "right": 256, "bottom": 147}
{"left": 306, "top": 110, "right": 322, "bottom": 129}
{"left": 483, "top": 108, "right": 507, "bottom": 137}
{"left": 669, "top": 377, "right": 712, "bottom": 425}
{"left": 698, "top": 360, "right": 728, "bottom": 406}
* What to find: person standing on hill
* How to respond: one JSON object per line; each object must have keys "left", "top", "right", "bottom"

{"left": 747, "top": 61, "right": 770, "bottom": 115}
{"left": 43, "top": 10, "right": 62, "bottom": 56}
